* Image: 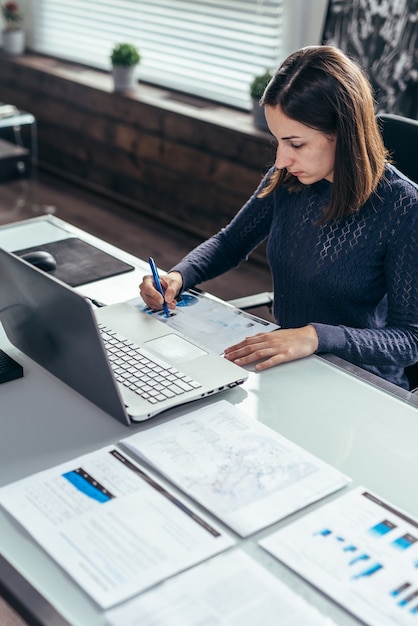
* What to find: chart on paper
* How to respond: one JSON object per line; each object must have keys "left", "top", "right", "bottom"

{"left": 260, "top": 486, "right": 418, "bottom": 626}
{"left": 0, "top": 446, "right": 234, "bottom": 608}
{"left": 128, "top": 291, "right": 279, "bottom": 354}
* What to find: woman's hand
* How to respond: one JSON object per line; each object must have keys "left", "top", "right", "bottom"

{"left": 224, "top": 325, "right": 319, "bottom": 371}
{"left": 139, "top": 271, "right": 183, "bottom": 312}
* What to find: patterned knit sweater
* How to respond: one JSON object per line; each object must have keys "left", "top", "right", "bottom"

{"left": 171, "top": 164, "right": 418, "bottom": 389}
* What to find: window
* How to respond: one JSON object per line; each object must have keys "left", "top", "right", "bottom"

{"left": 29, "top": 0, "right": 283, "bottom": 110}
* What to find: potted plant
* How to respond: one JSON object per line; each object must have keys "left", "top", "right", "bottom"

{"left": 1, "top": 0, "right": 25, "bottom": 55}
{"left": 249, "top": 69, "right": 272, "bottom": 130}
{"left": 110, "top": 42, "right": 141, "bottom": 92}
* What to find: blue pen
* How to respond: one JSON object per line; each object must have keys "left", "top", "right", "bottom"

{"left": 148, "top": 257, "right": 170, "bottom": 318}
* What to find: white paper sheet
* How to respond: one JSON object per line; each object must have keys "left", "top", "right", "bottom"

{"left": 0, "top": 447, "right": 234, "bottom": 608}
{"left": 105, "top": 549, "right": 337, "bottom": 626}
{"left": 121, "top": 400, "right": 351, "bottom": 536}
{"left": 128, "top": 290, "right": 279, "bottom": 354}
{"left": 260, "top": 485, "right": 418, "bottom": 626}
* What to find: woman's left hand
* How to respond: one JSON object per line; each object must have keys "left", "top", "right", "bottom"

{"left": 223, "top": 325, "right": 319, "bottom": 371}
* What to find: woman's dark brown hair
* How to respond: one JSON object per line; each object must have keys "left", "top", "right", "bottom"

{"left": 260, "top": 45, "right": 388, "bottom": 222}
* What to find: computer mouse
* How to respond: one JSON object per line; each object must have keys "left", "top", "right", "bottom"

{"left": 20, "top": 250, "right": 57, "bottom": 272}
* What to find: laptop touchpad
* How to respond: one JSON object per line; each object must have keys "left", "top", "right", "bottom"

{"left": 144, "top": 334, "right": 207, "bottom": 364}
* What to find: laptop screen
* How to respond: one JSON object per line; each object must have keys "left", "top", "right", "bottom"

{"left": 0, "top": 248, "right": 130, "bottom": 424}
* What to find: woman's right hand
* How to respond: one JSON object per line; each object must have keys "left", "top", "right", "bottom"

{"left": 139, "top": 271, "right": 183, "bottom": 312}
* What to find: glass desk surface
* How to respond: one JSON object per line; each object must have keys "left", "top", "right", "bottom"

{"left": 0, "top": 216, "right": 417, "bottom": 626}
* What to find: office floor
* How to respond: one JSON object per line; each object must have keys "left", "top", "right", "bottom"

{"left": 0, "top": 602, "right": 27, "bottom": 626}
{"left": 0, "top": 169, "right": 274, "bottom": 626}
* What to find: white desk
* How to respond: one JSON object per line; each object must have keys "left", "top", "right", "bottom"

{"left": 0, "top": 216, "right": 417, "bottom": 626}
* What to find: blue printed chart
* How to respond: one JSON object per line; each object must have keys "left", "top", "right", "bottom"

{"left": 132, "top": 290, "right": 279, "bottom": 355}
{"left": 259, "top": 486, "right": 418, "bottom": 626}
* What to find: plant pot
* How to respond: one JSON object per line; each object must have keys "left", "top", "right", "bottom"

{"left": 112, "top": 65, "right": 137, "bottom": 91}
{"left": 252, "top": 99, "right": 268, "bottom": 131}
{"left": 2, "top": 29, "right": 25, "bottom": 55}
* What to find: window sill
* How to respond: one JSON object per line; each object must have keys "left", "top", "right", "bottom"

{"left": 8, "top": 53, "right": 270, "bottom": 141}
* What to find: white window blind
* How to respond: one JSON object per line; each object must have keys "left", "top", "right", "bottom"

{"left": 29, "top": 0, "right": 283, "bottom": 110}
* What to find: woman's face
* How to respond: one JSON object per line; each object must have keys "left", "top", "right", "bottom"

{"left": 265, "top": 105, "right": 336, "bottom": 184}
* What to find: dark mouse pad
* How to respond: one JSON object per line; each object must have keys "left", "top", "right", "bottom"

{"left": 14, "top": 238, "right": 135, "bottom": 287}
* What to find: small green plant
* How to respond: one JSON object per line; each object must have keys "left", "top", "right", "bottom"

{"left": 110, "top": 43, "right": 141, "bottom": 67}
{"left": 249, "top": 70, "right": 272, "bottom": 100}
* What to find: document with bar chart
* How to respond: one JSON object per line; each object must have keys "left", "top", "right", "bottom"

{"left": 259, "top": 486, "right": 418, "bottom": 626}
{"left": 0, "top": 446, "right": 235, "bottom": 609}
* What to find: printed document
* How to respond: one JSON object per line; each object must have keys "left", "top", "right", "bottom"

{"left": 129, "top": 290, "right": 279, "bottom": 354}
{"left": 105, "top": 549, "right": 337, "bottom": 626}
{"left": 121, "top": 400, "right": 351, "bottom": 536}
{"left": 0, "top": 447, "right": 234, "bottom": 608}
{"left": 260, "top": 485, "right": 418, "bottom": 626}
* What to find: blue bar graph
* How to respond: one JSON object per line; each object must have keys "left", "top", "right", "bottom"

{"left": 314, "top": 528, "right": 332, "bottom": 537}
{"left": 343, "top": 545, "right": 357, "bottom": 552}
{"left": 352, "top": 563, "right": 383, "bottom": 579}
{"left": 398, "top": 589, "right": 418, "bottom": 606}
{"left": 62, "top": 468, "right": 114, "bottom": 503}
{"left": 369, "top": 519, "right": 397, "bottom": 537}
{"left": 349, "top": 553, "right": 370, "bottom": 566}
{"left": 392, "top": 533, "right": 417, "bottom": 551}
{"left": 390, "top": 581, "right": 411, "bottom": 597}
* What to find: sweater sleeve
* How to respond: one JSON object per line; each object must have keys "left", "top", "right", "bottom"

{"left": 170, "top": 168, "right": 275, "bottom": 291}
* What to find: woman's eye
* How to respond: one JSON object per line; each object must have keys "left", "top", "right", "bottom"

{"left": 291, "top": 143, "right": 303, "bottom": 149}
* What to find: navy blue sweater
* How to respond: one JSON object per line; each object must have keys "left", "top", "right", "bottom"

{"left": 171, "top": 164, "right": 418, "bottom": 388}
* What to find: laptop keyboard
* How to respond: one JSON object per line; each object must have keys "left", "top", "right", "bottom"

{"left": 98, "top": 323, "right": 202, "bottom": 405}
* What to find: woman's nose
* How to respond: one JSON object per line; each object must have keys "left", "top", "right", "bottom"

{"left": 275, "top": 145, "right": 293, "bottom": 170}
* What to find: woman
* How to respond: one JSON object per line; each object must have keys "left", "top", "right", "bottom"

{"left": 140, "top": 45, "right": 418, "bottom": 390}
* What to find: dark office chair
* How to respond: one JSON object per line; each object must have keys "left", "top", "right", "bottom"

{"left": 377, "top": 114, "right": 418, "bottom": 393}
{"left": 376, "top": 113, "right": 418, "bottom": 183}
{"left": 229, "top": 113, "right": 418, "bottom": 392}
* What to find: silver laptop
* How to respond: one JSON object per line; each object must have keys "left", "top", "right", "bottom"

{"left": 0, "top": 248, "right": 248, "bottom": 425}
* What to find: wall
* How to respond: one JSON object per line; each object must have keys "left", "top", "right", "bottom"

{"left": 0, "top": 54, "right": 277, "bottom": 263}
{"left": 281, "top": 0, "right": 328, "bottom": 59}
